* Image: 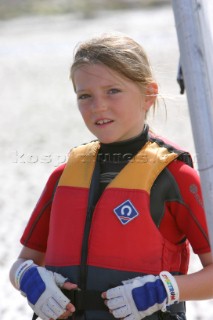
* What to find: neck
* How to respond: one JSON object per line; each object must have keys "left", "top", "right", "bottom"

{"left": 99, "top": 124, "right": 149, "bottom": 161}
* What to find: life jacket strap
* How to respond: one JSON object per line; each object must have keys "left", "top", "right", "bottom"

{"left": 62, "top": 288, "right": 108, "bottom": 311}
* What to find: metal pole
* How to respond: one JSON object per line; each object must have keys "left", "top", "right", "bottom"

{"left": 172, "top": 0, "right": 213, "bottom": 253}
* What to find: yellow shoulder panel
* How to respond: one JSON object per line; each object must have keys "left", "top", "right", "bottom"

{"left": 58, "top": 141, "right": 178, "bottom": 193}
{"left": 58, "top": 141, "right": 100, "bottom": 187}
{"left": 108, "top": 141, "right": 178, "bottom": 192}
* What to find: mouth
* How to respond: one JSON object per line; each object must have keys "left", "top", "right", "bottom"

{"left": 95, "top": 119, "right": 113, "bottom": 126}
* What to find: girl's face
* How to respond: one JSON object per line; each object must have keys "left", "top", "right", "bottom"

{"left": 73, "top": 64, "right": 156, "bottom": 144}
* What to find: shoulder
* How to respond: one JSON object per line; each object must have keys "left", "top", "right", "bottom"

{"left": 158, "top": 159, "right": 201, "bottom": 202}
{"left": 45, "top": 163, "right": 66, "bottom": 190}
{"left": 167, "top": 159, "right": 200, "bottom": 184}
{"left": 150, "top": 159, "right": 201, "bottom": 221}
{"left": 49, "top": 163, "right": 66, "bottom": 179}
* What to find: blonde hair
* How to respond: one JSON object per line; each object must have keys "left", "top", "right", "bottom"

{"left": 70, "top": 32, "right": 156, "bottom": 96}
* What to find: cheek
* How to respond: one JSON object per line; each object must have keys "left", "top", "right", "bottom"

{"left": 78, "top": 103, "right": 85, "bottom": 114}
{"left": 78, "top": 106, "right": 90, "bottom": 122}
{"left": 139, "top": 99, "right": 148, "bottom": 114}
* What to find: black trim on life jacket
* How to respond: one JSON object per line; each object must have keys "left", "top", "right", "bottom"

{"left": 150, "top": 167, "right": 184, "bottom": 228}
{"left": 79, "top": 160, "right": 101, "bottom": 290}
{"left": 149, "top": 135, "right": 193, "bottom": 168}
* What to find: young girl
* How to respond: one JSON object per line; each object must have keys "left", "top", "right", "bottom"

{"left": 10, "top": 33, "right": 213, "bottom": 320}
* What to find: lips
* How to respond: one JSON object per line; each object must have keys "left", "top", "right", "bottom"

{"left": 95, "top": 119, "right": 113, "bottom": 125}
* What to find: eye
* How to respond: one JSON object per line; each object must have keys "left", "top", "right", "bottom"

{"left": 77, "top": 93, "right": 91, "bottom": 100}
{"left": 108, "top": 88, "right": 121, "bottom": 95}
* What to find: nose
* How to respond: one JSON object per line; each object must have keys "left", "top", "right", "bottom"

{"left": 91, "top": 96, "right": 108, "bottom": 113}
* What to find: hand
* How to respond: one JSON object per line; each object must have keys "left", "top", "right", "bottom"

{"left": 15, "top": 260, "right": 77, "bottom": 320}
{"left": 102, "top": 272, "right": 179, "bottom": 320}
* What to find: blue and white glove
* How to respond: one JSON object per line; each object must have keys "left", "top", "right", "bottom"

{"left": 15, "top": 260, "right": 70, "bottom": 320}
{"left": 105, "top": 271, "right": 179, "bottom": 320}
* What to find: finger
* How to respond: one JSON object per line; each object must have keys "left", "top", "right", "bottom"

{"left": 66, "top": 302, "right": 75, "bottom": 313}
{"left": 111, "top": 305, "right": 130, "bottom": 319}
{"left": 41, "top": 303, "right": 59, "bottom": 319}
{"left": 63, "top": 282, "right": 78, "bottom": 290}
{"left": 53, "top": 291, "right": 70, "bottom": 310}
{"left": 125, "top": 314, "right": 135, "bottom": 320}
{"left": 106, "top": 296, "right": 125, "bottom": 310}
{"left": 106, "top": 286, "right": 123, "bottom": 299}
{"left": 47, "top": 297, "right": 65, "bottom": 316}
{"left": 59, "top": 309, "right": 73, "bottom": 319}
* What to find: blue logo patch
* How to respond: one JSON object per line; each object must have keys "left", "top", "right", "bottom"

{"left": 113, "top": 200, "right": 139, "bottom": 225}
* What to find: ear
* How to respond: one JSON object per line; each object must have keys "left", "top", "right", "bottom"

{"left": 144, "top": 82, "right": 158, "bottom": 111}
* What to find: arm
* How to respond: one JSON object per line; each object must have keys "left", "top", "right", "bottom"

{"left": 18, "top": 245, "right": 46, "bottom": 264}
{"left": 10, "top": 165, "right": 78, "bottom": 319}
{"left": 10, "top": 247, "right": 45, "bottom": 288}
{"left": 168, "top": 162, "right": 213, "bottom": 300}
{"left": 175, "top": 252, "right": 213, "bottom": 301}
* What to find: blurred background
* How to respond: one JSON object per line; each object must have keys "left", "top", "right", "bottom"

{"left": 0, "top": 0, "right": 212, "bottom": 319}
{"left": 0, "top": 0, "right": 170, "bottom": 19}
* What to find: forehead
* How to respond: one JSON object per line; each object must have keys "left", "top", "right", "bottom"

{"left": 73, "top": 63, "right": 135, "bottom": 92}
{"left": 74, "top": 64, "right": 121, "bottom": 82}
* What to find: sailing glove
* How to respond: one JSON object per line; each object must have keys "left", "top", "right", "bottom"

{"left": 15, "top": 260, "right": 70, "bottom": 320}
{"left": 105, "top": 271, "right": 179, "bottom": 320}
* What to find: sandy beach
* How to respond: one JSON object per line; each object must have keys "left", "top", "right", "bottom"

{"left": 0, "top": 4, "right": 213, "bottom": 319}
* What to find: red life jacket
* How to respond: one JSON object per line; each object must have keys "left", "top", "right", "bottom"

{"left": 45, "top": 140, "right": 190, "bottom": 277}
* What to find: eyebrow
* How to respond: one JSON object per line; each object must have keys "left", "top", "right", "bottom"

{"left": 76, "top": 83, "right": 122, "bottom": 93}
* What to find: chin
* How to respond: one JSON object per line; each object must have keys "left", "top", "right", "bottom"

{"left": 98, "top": 136, "right": 118, "bottom": 144}
{"left": 99, "top": 139, "right": 115, "bottom": 144}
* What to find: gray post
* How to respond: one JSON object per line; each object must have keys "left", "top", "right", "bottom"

{"left": 172, "top": 0, "right": 213, "bottom": 253}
